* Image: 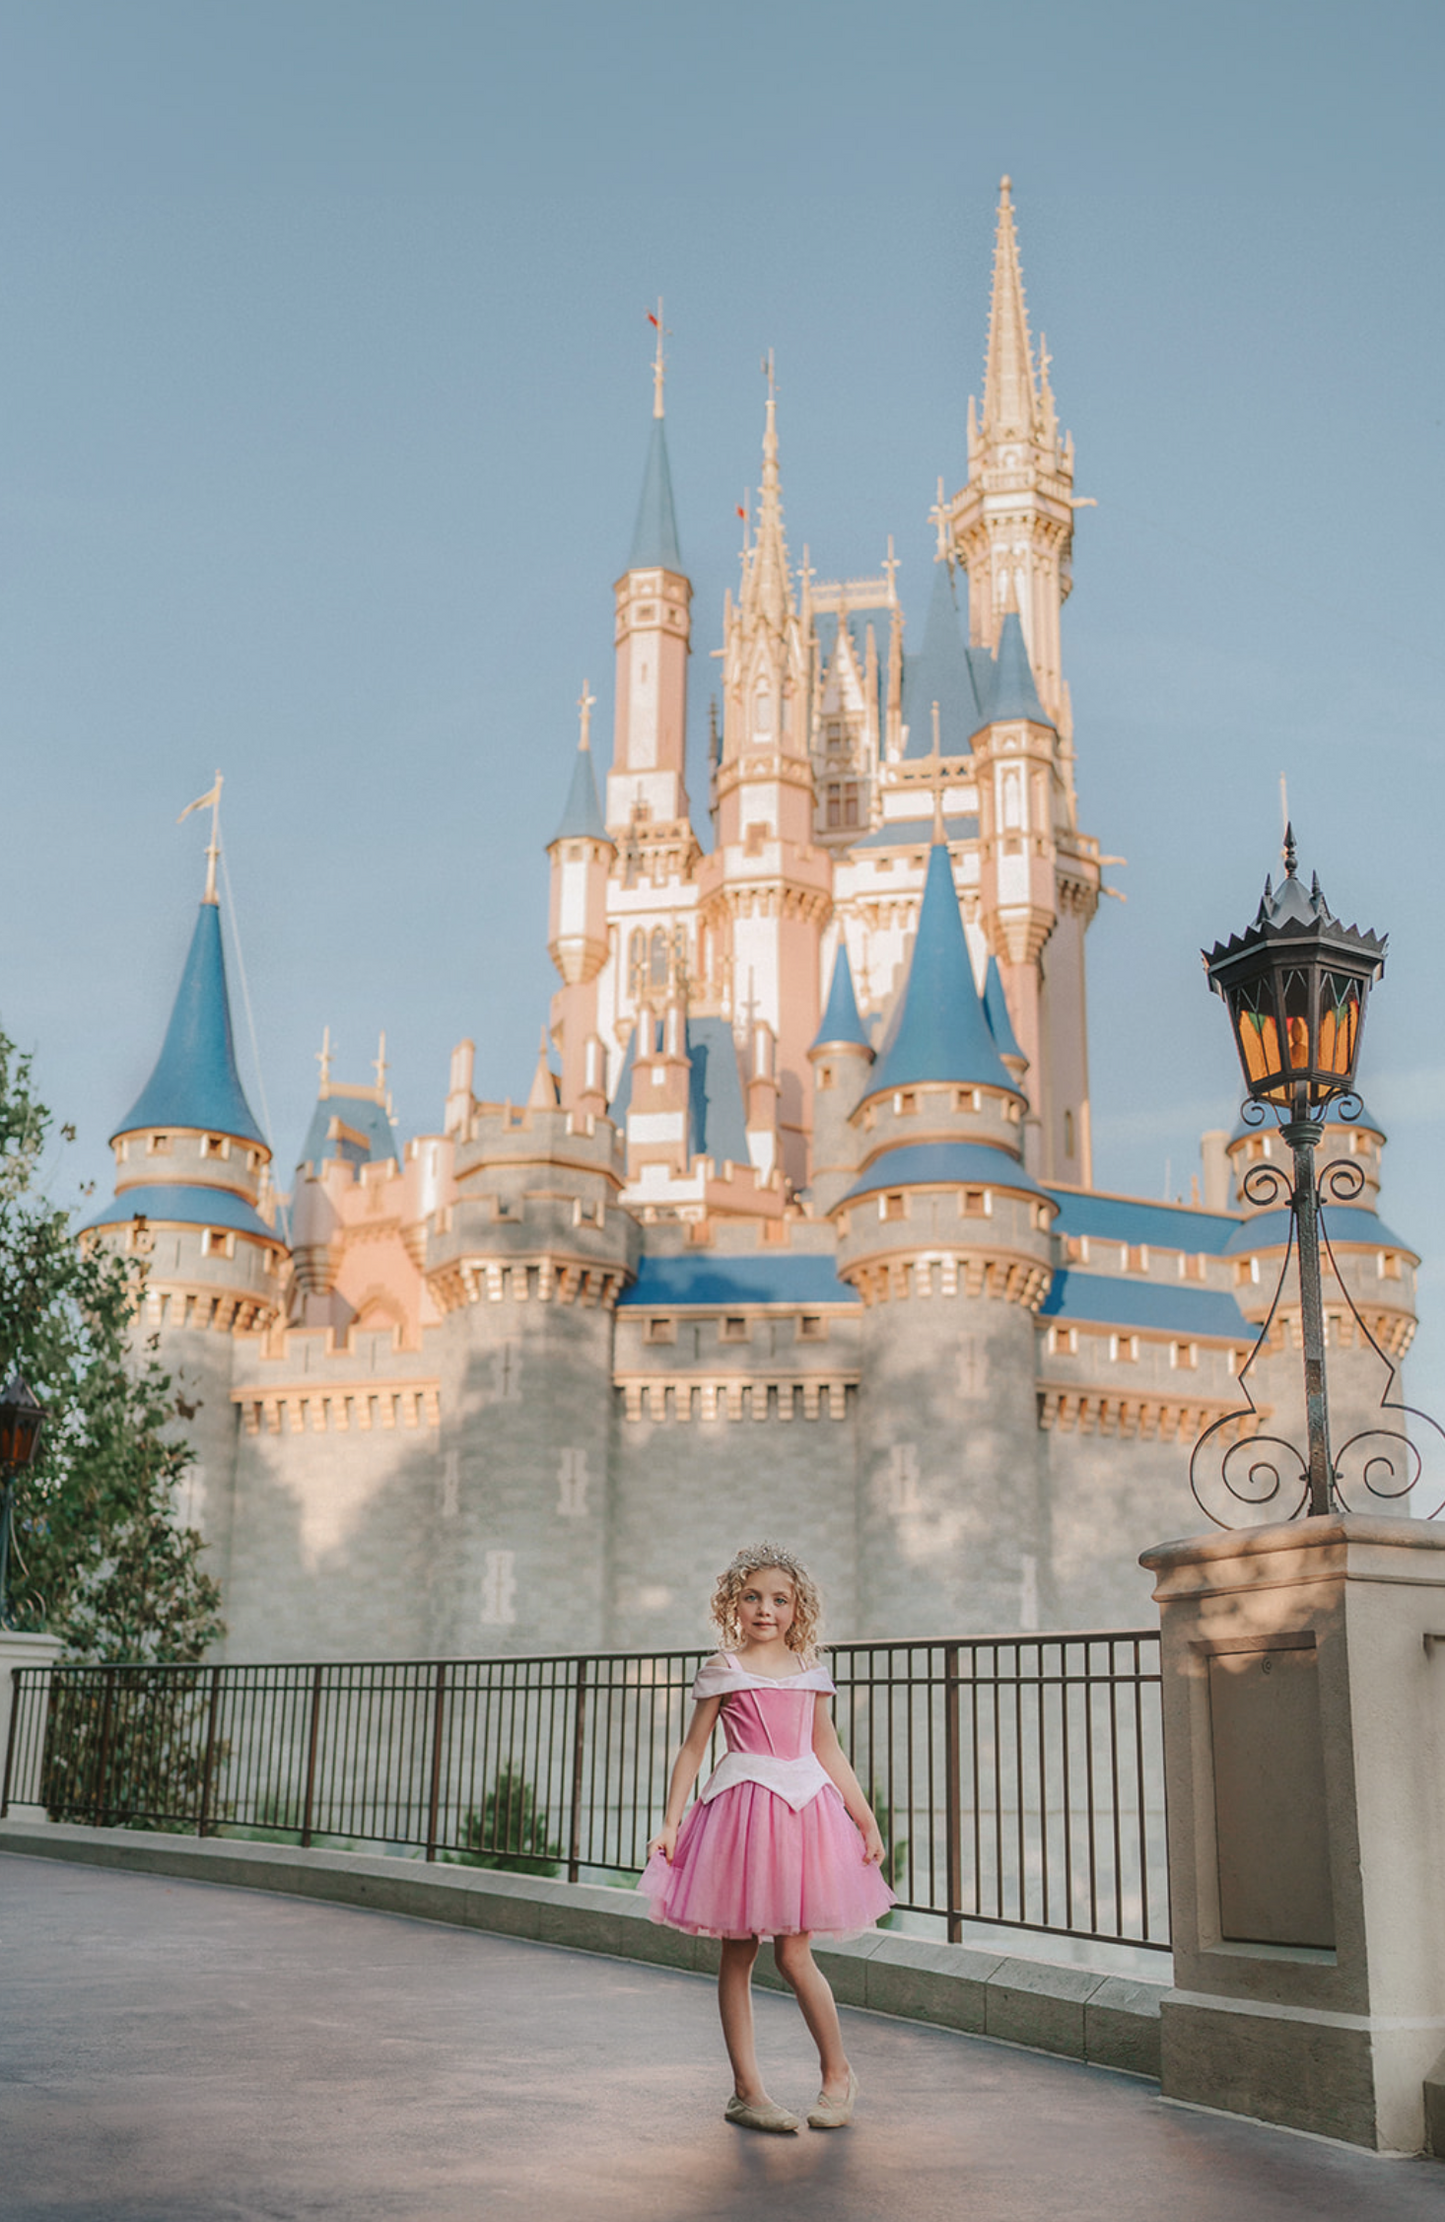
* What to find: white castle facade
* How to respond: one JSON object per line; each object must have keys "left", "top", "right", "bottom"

{"left": 84, "top": 183, "right": 1420, "bottom": 1661}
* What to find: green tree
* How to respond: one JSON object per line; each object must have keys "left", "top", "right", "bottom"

{"left": 0, "top": 1033, "right": 222, "bottom": 1662}
{"left": 454, "top": 1762, "right": 564, "bottom": 1875}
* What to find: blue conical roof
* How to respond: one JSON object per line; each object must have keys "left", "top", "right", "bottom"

{"left": 902, "top": 564, "right": 981, "bottom": 758}
{"left": 552, "top": 741, "right": 611, "bottom": 844}
{"left": 114, "top": 901, "right": 265, "bottom": 1146}
{"left": 982, "top": 957, "right": 1024, "bottom": 1063}
{"left": 812, "top": 941, "right": 871, "bottom": 1052}
{"left": 866, "top": 845, "right": 1015, "bottom": 1099}
{"left": 978, "top": 610, "right": 1052, "bottom": 730}
{"left": 628, "top": 417, "right": 683, "bottom": 573}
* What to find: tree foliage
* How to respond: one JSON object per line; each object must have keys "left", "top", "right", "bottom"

{"left": 0, "top": 1034, "right": 223, "bottom": 1662}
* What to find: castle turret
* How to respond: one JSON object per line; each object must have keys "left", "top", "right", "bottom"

{"left": 606, "top": 317, "right": 695, "bottom": 855}
{"left": 546, "top": 693, "right": 615, "bottom": 1110}
{"left": 83, "top": 850, "right": 286, "bottom": 1588}
{"left": 807, "top": 939, "right": 874, "bottom": 1212}
{"left": 834, "top": 839, "right": 1054, "bottom": 1632}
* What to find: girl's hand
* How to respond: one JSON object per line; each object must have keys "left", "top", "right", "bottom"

{"left": 647, "top": 1822, "right": 679, "bottom": 1864}
{"left": 860, "top": 1816, "right": 886, "bottom": 1867}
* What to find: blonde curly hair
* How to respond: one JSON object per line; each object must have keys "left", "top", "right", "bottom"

{"left": 710, "top": 1542, "right": 824, "bottom": 1663}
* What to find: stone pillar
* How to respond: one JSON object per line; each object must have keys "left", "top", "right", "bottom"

{"left": 1140, "top": 1516, "right": 1445, "bottom": 2154}
{"left": 0, "top": 1629, "right": 64, "bottom": 1818}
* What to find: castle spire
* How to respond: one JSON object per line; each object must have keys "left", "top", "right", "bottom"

{"left": 113, "top": 898, "right": 265, "bottom": 1146}
{"left": 743, "top": 351, "right": 791, "bottom": 634}
{"left": 981, "top": 176, "right": 1040, "bottom": 444}
{"left": 865, "top": 843, "right": 1015, "bottom": 1103}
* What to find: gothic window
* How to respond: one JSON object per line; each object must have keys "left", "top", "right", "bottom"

{"left": 843, "top": 783, "right": 859, "bottom": 828}
{"left": 628, "top": 929, "right": 645, "bottom": 1000}
{"left": 649, "top": 928, "right": 669, "bottom": 991}
{"left": 826, "top": 785, "right": 841, "bottom": 829}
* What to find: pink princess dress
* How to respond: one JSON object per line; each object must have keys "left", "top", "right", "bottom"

{"left": 638, "top": 1653, "right": 896, "bottom": 1941}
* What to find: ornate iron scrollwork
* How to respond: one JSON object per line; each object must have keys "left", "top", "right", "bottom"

{"left": 1189, "top": 1104, "right": 1440, "bottom": 1528}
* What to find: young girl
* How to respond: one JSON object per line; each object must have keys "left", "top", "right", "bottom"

{"left": 640, "top": 1543, "right": 893, "bottom": 2133}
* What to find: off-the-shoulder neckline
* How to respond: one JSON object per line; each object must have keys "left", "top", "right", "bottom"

{"left": 718, "top": 1651, "right": 823, "bottom": 1683}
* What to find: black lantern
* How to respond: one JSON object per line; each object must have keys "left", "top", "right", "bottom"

{"left": 1203, "top": 828, "right": 1386, "bottom": 1116}
{"left": 1201, "top": 832, "right": 1386, "bottom": 1519}
{"left": 0, "top": 1372, "right": 46, "bottom": 1631}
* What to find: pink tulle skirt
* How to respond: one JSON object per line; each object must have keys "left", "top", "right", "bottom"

{"left": 638, "top": 1780, "right": 896, "bottom": 1941}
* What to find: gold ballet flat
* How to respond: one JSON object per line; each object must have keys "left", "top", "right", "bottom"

{"left": 807, "top": 2067, "right": 859, "bottom": 2129}
{"left": 725, "top": 2094, "right": 800, "bottom": 2134}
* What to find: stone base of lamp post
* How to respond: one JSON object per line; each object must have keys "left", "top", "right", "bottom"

{"left": 0, "top": 1628, "right": 65, "bottom": 1819}
{"left": 1141, "top": 1516, "right": 1445, "bottom": 2154}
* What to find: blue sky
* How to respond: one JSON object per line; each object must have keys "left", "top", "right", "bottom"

{"left": 3, "top": 0, "right": 1443, "bottom": 1397}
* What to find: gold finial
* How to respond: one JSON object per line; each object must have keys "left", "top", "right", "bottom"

{"left": 932, "top": 749, "right": 946, "bottom": 847}
{"left": 648, "top": 298, "right": 669, "bottom": 419}
{"left": 883, "top": 534, "right": 899, "bottom": 602}
{"left": 931, "top": 700, "right": 942, "bottom": 755}
{"left": 373, "top": 1030, "right": 389, "bottom": 1096}
{"left": 177, "top": 770, "right": 224, "bottom": 905}
{"left": 316, "top": 1024, "right": 333, "bottom": 1094}
{"left": 999, "top": 173, "right": 1012, "bottom": 199}
{"left": 577, "top": 680, "right": 596, "bottom": 751}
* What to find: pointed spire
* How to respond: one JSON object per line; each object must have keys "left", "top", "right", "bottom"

{"left": 528, "top": 1028, "right": 561, "bottom": 1109}
{"left": 903, "top": 562, "right": 980, "bottom": 757}
{"left": 551, "top": 682, "right": 612, "bottom": 844}
{"left": 981, "top": 956, "right": 1025, "bottom": 1066}
{"left": 743, "top": 351, "right": 791, "bottom": 632}
{"left": 980, "top": 609, "right": 1052, "bottom": 730}
{"left": 628, "top": 417, "right": 682, "bottom": 573}
{"left": 866, "top": 845, "right": 1015, "bottom": 1099}
{"left": 649, "top": 297, "right": 668, "bottom": 419}
{"left": 114, "top": 901, "right": 265, "bottom": 1145}
{"left": 981, "top": 175, "right": 1041, "bottom": 445}
{"left": 811, "top": 940, "right": 872, "bottom": 1053}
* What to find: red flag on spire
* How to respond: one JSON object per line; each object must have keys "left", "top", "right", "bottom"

{"left": 646, "top": 312, "right": 660, "bottom": 329}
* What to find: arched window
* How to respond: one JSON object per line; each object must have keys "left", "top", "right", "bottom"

{"left": 1063, "top": 1108, "right": 1075, "bottom": 1159}
{"left": 1002, "top": 770, "right": 1023, "bottom": 831}
{"left": 628, "top": 929, "right": 645, "bottom": 1000}
{"left": 753, "top": 683, "right": 772, "bottom": 736}
{"left": 649, "top": 927, "right": 669, "bottom": 991}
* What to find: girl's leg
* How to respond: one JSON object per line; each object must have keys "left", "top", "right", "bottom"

{"left": 772, "top": 1934, "right": 851, "bottom": 2097}
{"left": 718, "top": 1935, "right": 767, "bottom": 2100}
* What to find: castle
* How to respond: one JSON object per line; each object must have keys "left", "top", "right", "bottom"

{"left": 83, "top": 183, "right": 1421, "bottom": 1661}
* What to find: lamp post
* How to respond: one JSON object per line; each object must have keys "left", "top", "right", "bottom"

{"left": 0, "top": 1374, "right": 46, "bottom": 1630}
{"left": 1203, "top": 829, "right": 1387, "bottom": 1516}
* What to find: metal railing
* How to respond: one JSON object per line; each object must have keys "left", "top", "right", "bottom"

{"left": 1, "top": 1631, "right": 1168, "bottom": 1951}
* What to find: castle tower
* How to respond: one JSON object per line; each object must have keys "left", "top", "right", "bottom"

{"left": 942, "top": 186, "right": 1103, "bottom": 1186}
{"left": 82, "top": 852, "right": 285, "bottom": 1585}
{"left": 833, "top": 839, "right": 1054, "bottom": 1632}
{"left": 547, "top": 685, "right": 616, "bottom": 1110}
{"left": 424, "top": 1090, "right": 638, "bottom": 1654}
{"left": 807, "top": 939, "right": 874, "bottom": 1212}
{"left": 950, "top": 177, "right": 1077, "bottom": 745}
{"left": 606, "top": 319, "right": 695, "bottom": 857}
{"left": 699, "top": 363, "right": 831, "bottom": 1189}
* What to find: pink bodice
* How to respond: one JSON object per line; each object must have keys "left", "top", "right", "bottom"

{"left": 690, "top": 1653, "right": 836, "bottom": 1811}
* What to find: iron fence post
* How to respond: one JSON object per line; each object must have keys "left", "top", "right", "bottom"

{"left": 944, "top": 1642, "right": 962, "bottom": 1944}
{"left": 425, "top": 1661, "right": 448, "bottom": 1862}
{"left": 196, "top": 1664, "right": 222, "bottom": 1837}
{"left": 0, "top": 1666, "right": 23, "bottom": 1817}
{"left": 301, "top": 1663, "right": 324, "bottom": 1848}
{"left": 94, "top": 1669, "right": 116, "bottom": 1828}
{"left": 567, "top": 1655, "right": 588, "bottom": 1884}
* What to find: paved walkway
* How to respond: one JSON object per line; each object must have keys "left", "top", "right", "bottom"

{"left": 1, "top": 1854, "right": 1441, "bottom": 2221}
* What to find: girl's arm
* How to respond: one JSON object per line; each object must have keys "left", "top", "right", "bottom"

{"left": 813, "top": 1695, "right": 886, "bottom": 1865}
{"left": 646, "top": 1693, "right": 723, "bottom": 1862}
